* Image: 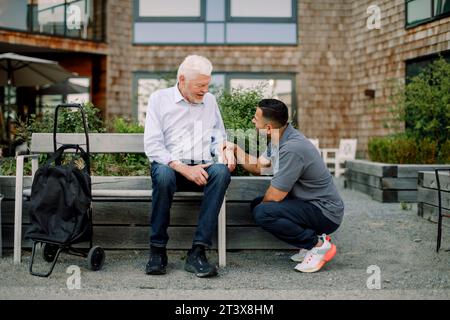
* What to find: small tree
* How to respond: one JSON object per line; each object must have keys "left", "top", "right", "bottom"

{"left": 369, "top": 57, "right": 450, "bottom": 164}
{"left": 404, "top": 57, "right": 450, "bottom": 150}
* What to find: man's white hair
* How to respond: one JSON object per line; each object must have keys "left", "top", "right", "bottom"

{"left": 177, "top": 55, "right": 213, "bottom": 81}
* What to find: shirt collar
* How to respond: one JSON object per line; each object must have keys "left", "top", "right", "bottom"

{"left": 173, "top": 83, "right": 184, "bottom": 103}
{"left": 173, "top": 83, "right": 205, "bottom": 107}
{"left": 280, "top": 123, "right": 294, "bottom": 145}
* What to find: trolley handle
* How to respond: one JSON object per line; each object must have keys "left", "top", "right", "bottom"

{"left": 53, "top": 103, "right": 90, "bottom": 157}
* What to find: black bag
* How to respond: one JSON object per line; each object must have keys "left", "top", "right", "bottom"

{"left": 26, "top": 144, "right": 92, "bottom": 245}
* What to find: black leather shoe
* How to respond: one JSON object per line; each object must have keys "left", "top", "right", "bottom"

{"left": 184, "top": 245, "right": 218, "bottom": 278}
{"left": 145, "top": 246, "right": 167, "bottom": 275}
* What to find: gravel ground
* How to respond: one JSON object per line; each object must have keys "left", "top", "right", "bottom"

{"left": 1, "top": 178, "right": 450, "bottom": 300}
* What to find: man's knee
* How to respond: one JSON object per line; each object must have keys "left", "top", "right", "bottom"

{"left": 250, "top": 196, "right": 264, "bottom": 212}
{"left": 252, "top": 203, "right": 275, "bottom": 227}
{"left": 208, "top": 164, "right": 231, "bottom": 184}
{"left": 151, "top": 164, "right": 176, "bottom": 188}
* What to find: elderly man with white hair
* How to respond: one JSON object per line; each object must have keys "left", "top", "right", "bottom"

{"left": 144, "top": 55, "right": 235, "bottom": 278}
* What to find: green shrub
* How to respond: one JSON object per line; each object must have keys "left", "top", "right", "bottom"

{"left": 107, "top": 117, "right": 144, "bottom": 133}
{"left": 368, "top": 136, "right": 392, "bottom": 163}
{"left": 437, "top": 140, "right": 450, "bottom": 164}
{"left": 14, "top": 102, "right": 105, "bottom": 147}
{"left": 404, "top": 58, "right": 450, "bottom": 149}
{"left": 370, "top": 57, "right": 450, "bottom": 164}
{"left": 217, "top": 86, "right": 264, "bottom": 131}
{"left": 368, "top": 135, "right": 440, "bottom": 164}
{"left": 217, "top": 86, "right": 265, "bottom": 176}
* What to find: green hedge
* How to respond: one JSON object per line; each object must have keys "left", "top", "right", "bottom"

{"left": 368, "top": 134, "right": 445, "bottom": 164}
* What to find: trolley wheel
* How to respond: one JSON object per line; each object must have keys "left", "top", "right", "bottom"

{"left": 87, "top": 246, "right": 105, "bottom": 271}
{"left": 42, "top": 243, "right": 59, "bottom": 263}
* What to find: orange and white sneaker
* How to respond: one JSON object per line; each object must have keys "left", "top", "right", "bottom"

{"left": 290, "top": 235, "right": 332, "bottom": 263}
{"left": 294, "top": 234, "right": 336, "bottom": 273}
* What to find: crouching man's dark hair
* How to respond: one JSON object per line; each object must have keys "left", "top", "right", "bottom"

{"left": 258, "top": 99, "right": 289, "bottom": 128}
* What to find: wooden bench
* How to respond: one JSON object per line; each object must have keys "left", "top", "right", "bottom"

{"left": 13, "top": 133, "right": 227, "bottom": 266}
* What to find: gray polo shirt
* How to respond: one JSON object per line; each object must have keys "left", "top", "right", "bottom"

{"left": 263, "top": 124, "right": 344, "bottom": 225}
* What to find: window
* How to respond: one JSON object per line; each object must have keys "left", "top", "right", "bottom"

{"left": 406, "top": 51, "right": 450, "bottom": 81}
{"left": 134, "top": 74, "right": 176, "bottom": 125}
{"left": 138, "top": 0, "right": 203, "bottom": 19}
{"left": 0, "top": 0, "right": 106, "bottom": 41}
{"left": 227, "top": 75, "right": 295, "bottom": 123}
{"left": 133, "top": 0, "right": 297, "bottom": 44}
{"left": 135, "top": 0, "right": 205, "bottom": 21}
{"left": 0, "top": 0, "right": 28, "bottom": 31}
{"left": 133, "top": 72, "right": 296, "bottom": 126}
{"left": 228, "top": 0, "right": 295, "bottom": 21}
{"left": 435, "top": 0, "right": 450, "bottom": 14}
{"left": 38, "top": 77, "right": 90, "bottom": 113}
{"left": 406, "top": 0, "right": 450, "bottom": 27}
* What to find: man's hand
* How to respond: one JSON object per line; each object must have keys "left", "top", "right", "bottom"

{"left": 179, "top": 163, "right": 211, "bottom": 186}
{"left": 218, "top": 142, "right": 236, "bottom": 172}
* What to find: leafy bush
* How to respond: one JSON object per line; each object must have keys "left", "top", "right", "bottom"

{"left": 368, "top": 134, "right": 441, "bottom": 164}
{"left": 369, "top": 57, "right": 450, "bottom": 164}
{"left": 14, "top": 102, "right": 105, "bottom": 148}
{"left": 438, "top": 140, "right": 450, "bottom": 164}
{"left": 404, "top": 58, "right": 450, "bottom": 148}
{"left": 106, "top": 117, "right": 144, "bottom": 133}
{"left": 217, "top": 86, "right": 265, "bottom": 175}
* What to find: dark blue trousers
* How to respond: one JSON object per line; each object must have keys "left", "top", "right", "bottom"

{"left": 150, "top": 162, "right": 231, "bottom": 248}
{"left": 251, "top": 196, "right": 339, "bottom": 250}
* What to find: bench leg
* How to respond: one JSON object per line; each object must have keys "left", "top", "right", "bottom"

{"left": 218, "top": 199, "right": 226, "bottom": 267}
{"left": 14, "top": 156, "right": 24, "bottom": 265}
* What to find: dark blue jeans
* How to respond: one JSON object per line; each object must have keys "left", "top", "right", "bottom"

{"left": 251, "top": 196, "right": 339, "bottom": 250}
{"left": 150, "top": 162, "right": 231, "bottom": 248}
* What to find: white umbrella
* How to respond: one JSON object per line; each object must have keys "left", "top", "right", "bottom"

{"left": 0, "top": 52, "right": 75, "bottom": 87}
{"left": 0, "top": 53, "right": 75, "bottom": 145}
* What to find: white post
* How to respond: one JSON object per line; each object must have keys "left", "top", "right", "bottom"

{"left": 14, "top": 156, "right": 24, "bottom": 264}
{"left": 31, "top": 157, "right": 39, "bottom": 180}
{"left": 218, "top": 197, "right": 226, "bottom": 267}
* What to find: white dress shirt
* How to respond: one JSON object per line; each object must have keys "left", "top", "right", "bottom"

{"left": 144, "top": 85, "right": 227, "bottom": 165}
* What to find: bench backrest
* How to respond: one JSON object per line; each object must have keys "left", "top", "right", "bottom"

{"left": 30, "top": 133, "right": 145, "bottom": 153}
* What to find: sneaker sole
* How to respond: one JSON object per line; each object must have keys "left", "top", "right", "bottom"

{"left": 295, "top": 244, "right": 337, "bottom": 273}
{"left": 185, "top": 264, "right": 218, "bottom": 278}
{"left": 290, "top": 254, "right": 306, "bottom": 263}
{"left": 291, "top": 236, "right": 332, "bottom": 263}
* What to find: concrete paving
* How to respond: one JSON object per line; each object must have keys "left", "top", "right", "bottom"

{"left": 1, "top": 178, "right": 450, "bottom": 300}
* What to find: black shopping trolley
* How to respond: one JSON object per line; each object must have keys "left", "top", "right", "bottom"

{"left": 26, "top": 104, "right": 105, "bottom": 277}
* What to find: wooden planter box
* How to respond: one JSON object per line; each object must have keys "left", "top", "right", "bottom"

{"left": 418, "top": 171, "right": 450, "bottom": 227}
{"left": 0, "top": 175, "right": 296, "bottom": 250}
{"left": 344, "top": 160, "right": 450, "bottom": 203}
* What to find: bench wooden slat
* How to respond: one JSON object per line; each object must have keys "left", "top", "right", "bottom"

{"left": 2, "top": 201, "right": 257, "bottom": 226}
{"left": 22, "top": 188, "right": 206, "bottom": 200}
{"left": 31, "top": 133, "right": 145, "bottom": 153}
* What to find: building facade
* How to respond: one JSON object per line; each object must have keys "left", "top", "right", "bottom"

{"left": 1, "top": 0, "right": 449, "bottom": 156}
